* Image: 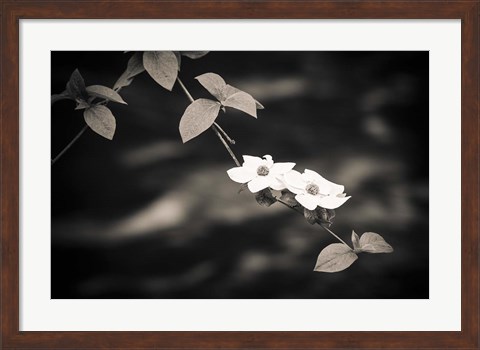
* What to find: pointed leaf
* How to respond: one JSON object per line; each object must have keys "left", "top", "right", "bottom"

{"left": 352, "top": 230, "right": 361, "bottom": 251}
{"left": 83, "top": 105, "right": 116, "bottom": 140}
{"left": 179, "top": 99, "right": 221, "bottom": 143}
{"left": 314, "top": 243, "right": 358, "bottom": 273}
{"left": 359, "top": 232, "right": 394, "bottom": 253}
{"left": 114, "top": 52, "right": 145, "bottom": 90}
{"left": 143, "top": 51, "right": 178, "bottom": 91}
{"left": 66, "top": 69, "right": 88, "bottom": 100}
{"left": 195, "top": 73, "right": 227, "bottom": 101}
{"left": 86, "top": 85, "right": 127, "bottom": 105}
{"left": 181, "top": 51, "right": 209, "bottom": 59}
{"left": 223, "top": 91, "right": 257, "bottom": 118}
{"left": 224, "top": 84, "right": 264, "bottom": 109}
{"left": 75, "top": 100, "right": 90, "bottom": 110}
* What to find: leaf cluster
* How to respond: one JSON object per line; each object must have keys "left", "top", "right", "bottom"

{"left": 248, "top": 185, "right": 392, "bottom": 273}
{"left": 314, "top": 231, "right": 393, "bottom": 273}
{"left": 179, "top": 73, "right": 264, "bottom": 143}
{"left": 114, "top": 51, "right": 209, "bottom": 91}
{"left": 52, "top": 69, "right": 127, "bottom": 140}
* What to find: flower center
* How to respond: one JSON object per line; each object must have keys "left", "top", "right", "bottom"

{"left": 305, "top": 183, "right": 319, "bottom": 195}
{"left": 257, "top": 165, "right": 270, "bottom": 176}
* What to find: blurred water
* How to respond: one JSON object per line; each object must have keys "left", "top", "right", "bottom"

{"left": 51, "top": 51, "right": 428, "bottom": 298}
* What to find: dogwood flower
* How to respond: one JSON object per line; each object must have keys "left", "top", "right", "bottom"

{"left": 227, "top": 155, "right": 295, "bottom": 193}
{"left": 284, "top": 169, "right": 350, "bottom": 210}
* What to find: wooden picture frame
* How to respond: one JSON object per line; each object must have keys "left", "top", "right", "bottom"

{"left": 1, "top": 1, "right": 478, "bottom": 348}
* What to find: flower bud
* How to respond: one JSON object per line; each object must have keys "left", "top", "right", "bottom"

{"left": 255, "top": 189, "right": 277, "bottom": 207}
{"left": 304, "top": 208, "right": 317, "bottom": 225}
{"left": 280, "top": 190, "right": 299, "bottom": 207}
{"left": 303, "top": 207, "right": 336, "bottom": 226}
{"left": 318, "top": 208, "right": 335, "bottom": 226}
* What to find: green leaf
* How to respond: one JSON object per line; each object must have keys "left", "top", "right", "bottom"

{"left": 195, "top": 72, "right": 227, "bottom": 101}
{"left": 224, "top": 84, "right": 264, "bottom": 109}
{"left": 358, "top": 232, "right": 393, "bottom": 253}
{"left": 114, "top": 52, "right": 145, "bottom": 90}
{"left": 181, "top": 51, "right": 209, "bottom": 59}
{"left": 66, "top": 69, "right": 88, "bottom": 100}
{"left": 223, "top": 91, "right": 257, "bottom": 118}
{"left": 143, "top": 51, "right": 178, "bottom": 91}
{"left": 83, "top": 105, "right": 116, "bottom": 140}
{"left": 86, "top": 85, "right": 127, "bottom": 105}
{"left": 179, "top": 99, "right": 221, "bottom": 143}
{"left": 314, "top": 243, "right": 358, "bottom": 273}
{"left": 352, "top": 231, "right": 361, "bottom": 251}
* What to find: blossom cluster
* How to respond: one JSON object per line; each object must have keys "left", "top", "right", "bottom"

{"left": 227, "top": 155, "right": 350, "bottom": 210}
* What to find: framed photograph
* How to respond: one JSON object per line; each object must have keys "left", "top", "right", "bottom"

{"left": 1, "top": 1, "right": 478, "bottom": 349}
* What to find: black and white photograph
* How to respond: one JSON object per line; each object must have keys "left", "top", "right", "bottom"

{"left": 51, "top": 51, "right": 428, "bottom": 299}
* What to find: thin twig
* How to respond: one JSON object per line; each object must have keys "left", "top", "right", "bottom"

{"left": 213, "top": 122, "right": 235, "bottom": 144}
{"left": 51, "top": 84, "right": 125, "bottom": 165}
{"left": 321, "top": 224, "right": 351, "bottom": 249}
{"left": 51, "top": 93, "right": 71, "bottom": 105}
{"left": 275, "top": 194, "right": 350, "bottom": 248}
{"left": 177, "top": 77, "right": 235, "bottom": 144}
{"left": 51, "top": 124, "right": 88, "bottom": 165}
{"left": 275, "top": 197, "right": 304, "bottom": 215}
{"left": 211, "top": 125, "right": 241, "bottom": 166}
{"left": 176, "top": 77, "right": 194, "bottom": 103}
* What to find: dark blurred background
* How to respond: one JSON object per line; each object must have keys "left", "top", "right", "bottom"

{"left": 51, "top": 51, "right": 428, "bottom": 299}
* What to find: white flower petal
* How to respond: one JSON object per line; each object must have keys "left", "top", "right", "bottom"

{"left": 295, "top": 193, "right": 319, "bottom": 210}
{"left": 316, "top": 184, "right": 332, "bottom": 196}
{"left": 304, "top": 169, "right": 345, "bottom": 195}
{"left": 284, "top": 170, "right": 306, "bottom": 194}
{"left": 247, "top": 176, "right": 271, "bottom": 193}
{"left": 262, "top": 154, "right": 274, "bottom": 168}
{"left": 242, "top": 155, "right": 263, "bottom": 169}
{"left": 227, "top": 166, "right": 256, "bottom": 183}
{"left": 301, "top": 171, "right": 315, "bottom": 182}
{"left": 288, "top": 187, "right": 304, "bottom": 195}
{"left": 317, "top": 195, "right": 351, "bottom": 209}
{"left": 269, "top": 175, "right": 287, "bottom": 191}
{"left": 270, "top": 162, "right": 296, "bottom": 175}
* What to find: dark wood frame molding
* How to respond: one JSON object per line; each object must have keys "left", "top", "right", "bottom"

{"left": 1, "top": 1, "right": 478, "bottom": 348}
